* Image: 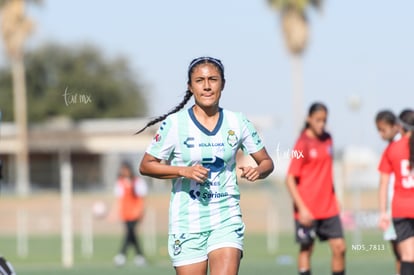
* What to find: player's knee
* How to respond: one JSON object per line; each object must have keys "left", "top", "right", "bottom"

{"left": 400, "top": 252, "right": 414, "bottom": 262}
{"left": 331, "top": 241, "right": 346, "bottom": 257}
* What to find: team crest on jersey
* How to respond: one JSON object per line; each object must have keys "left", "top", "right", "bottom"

{"left": 227, "top": 130, "right": 238, "bottom": 147}
{"left": 173, "top": 239, "right": 182, "bottom": 256}
{"left": 309, "top": 148, "right": 317, "bottom": 158}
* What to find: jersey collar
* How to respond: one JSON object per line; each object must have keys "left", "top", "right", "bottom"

{"left": 188, "top": 107, "right": 223, "bottom": 136}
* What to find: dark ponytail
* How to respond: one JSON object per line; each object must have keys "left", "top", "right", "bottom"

{"left": 399, "top": 109, "right": 414, "bottom": 169}
{"left": 135, "top": 90, "right": 193, "bottom": 135}
{"left": 410, "top": 134, "right": 414, "bottom": 169}
{"left": 406, "top": 112, "right": 414, "bottom": 169}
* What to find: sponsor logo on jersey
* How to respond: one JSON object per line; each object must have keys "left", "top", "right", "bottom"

{"left": 201, "top": 191, "right": 229, "bottom": 199}
{"left": 183, "top": 137, "right": 224, "bottom": 148}
{"left": 189, "top": 189, "right": 229, "bottom": 200}
{"left": 183, "top": 137, "right": 195, "bottom": 148}
{"left": 201, "top": 157, "right": 225, "bottom": 172}
{"left": 153, "top": 133, "right": 162, "bottom": 142}
{"left": 189, "top": 190, "right": 201, "bottom": 200}
{"left": 199, "top": 142, "right": 224, "bottom": 147}
{"left": 227, "top": 130, "right": 238, "bottom": 147}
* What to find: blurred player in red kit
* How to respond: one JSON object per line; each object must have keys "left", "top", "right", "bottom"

{"left": 286, "top": 102, "right": 346, "bottom": 275}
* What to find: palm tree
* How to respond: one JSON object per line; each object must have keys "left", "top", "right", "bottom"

{"left": 0, "top": 0, "right": 40, "bottom": 196}
{"left": 268, "top": 0, "right": 322, "bottom": 132}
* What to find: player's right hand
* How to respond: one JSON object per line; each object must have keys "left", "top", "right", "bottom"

{"left": 298, "top": 208, "right": 314, "bottom": 227}
{"left": 378, "top": 212, "right": 390, "bottom": 231}
{"left": 180, "top": 164, "right": 209, "bottom": 183}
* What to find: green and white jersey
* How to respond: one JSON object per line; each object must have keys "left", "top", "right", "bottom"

{"left": 146, "top": 107, "right": 264, "bottom": 234}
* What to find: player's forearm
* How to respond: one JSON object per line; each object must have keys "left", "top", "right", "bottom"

{"left": 378, "top": 173, "right": 390, "bottom": 213}
{"left": 140, "top": 159, "right": 182, "bottom": 179}
{"left": 256, "top": 158, "right": 274, "bottom": 179}
{"left": 286, "top": 174, "right": 307, "bottom": 212}
{"left": 249, "top": 148, "right": 274, "bottom": 179}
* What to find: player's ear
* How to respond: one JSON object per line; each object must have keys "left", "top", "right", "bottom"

{"left": 187, "top": 83, "right": 192, "bottom": 94}
{"left": 221, "top": 78, "right": 226, "bottom": 90}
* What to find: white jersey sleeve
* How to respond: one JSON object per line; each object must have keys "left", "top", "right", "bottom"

{"left": 238, "top": 113, "right": 264, "bottom": 154}
{"left": 146, "top": 116, "right": 178, "bottom": 161}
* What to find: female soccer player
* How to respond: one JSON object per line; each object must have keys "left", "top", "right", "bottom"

{"left": 286, "top": 102, "right": 346, "bottom": 275}
{"left": 375, "top": 110, "right": 401, "bottom": 274}
{"left": 378, "top": 109, "right": 414, "bottom": 275}
{"left": 137, "top": 57, "right": 274, "bottom": 275}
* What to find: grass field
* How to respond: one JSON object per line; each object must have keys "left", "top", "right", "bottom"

{"left": 0, "top": 230, "right": 397, "bottom": 274}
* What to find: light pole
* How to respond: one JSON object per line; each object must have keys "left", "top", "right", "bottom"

{"left": 347, "top": 94, "right": 362, "bottom": 244}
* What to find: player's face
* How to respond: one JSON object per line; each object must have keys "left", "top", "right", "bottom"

{"left": 188, "top": 63, "right": 223, "bottom": 109}
{"left": 120, "top": 166, "right": 131, "bottom": 178}
{"left": 376, "top": 121, "right": 398, "bottom": 142}
{"left": 307, "top": 110, "right": 327, "bottom": 137}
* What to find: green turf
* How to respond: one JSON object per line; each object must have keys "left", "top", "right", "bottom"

{"left": 0, "top": 231, "right": 396, "bottom": 274}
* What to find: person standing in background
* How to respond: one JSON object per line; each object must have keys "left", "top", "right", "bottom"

{"left": 113, "top": 161, "right": 148, "bottom": 267}
{"left": 286, "top": 102, "right": 346, "bottom": 275}
{"left": 375, "top": 110, "right": 401, "bottom": 275}
{"left": 378, "top": 109, "right": 414, "bottom": 275}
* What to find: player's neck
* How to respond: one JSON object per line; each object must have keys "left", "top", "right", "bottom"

{"left": 192, "top": 105, "right": 220, "bottom": 131}
{"left": 304, "top": 128, "right": 317, "bottom": 139}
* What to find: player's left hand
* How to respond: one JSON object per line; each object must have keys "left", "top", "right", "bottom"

{"left": 238, "top": 166, "right": 260, "bottom": 182}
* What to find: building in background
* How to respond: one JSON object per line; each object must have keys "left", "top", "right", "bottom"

{"left": 0, "top": 117, "right": 153, "bottom": 193}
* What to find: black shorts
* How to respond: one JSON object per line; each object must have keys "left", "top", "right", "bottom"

{"left": 295, "top": 215, "right": 344, "bottom": 245}
{"left": 393, "top": 218, "right": 414, "bottom": 243}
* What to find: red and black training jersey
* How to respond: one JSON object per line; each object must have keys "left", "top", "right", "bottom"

{"left": 287, "top": 131, "right": 339, "bottom": 220}
{"left": 378, "top": 135, "right": 414, "bottom": 218}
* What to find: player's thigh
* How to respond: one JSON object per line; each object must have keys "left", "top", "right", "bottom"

{"left": 175, "top": 261, "right": 208, "bottom": 275}
{"left": 394, "top": 218, "right": 414, "bottom": 261}
{"left": 207, "top": 219, "right": 244, "bottom": 275}
{"left": 398, "top": 237, "right": 414, "bottom": 261}
{"left": 208, "top": 247, "right": 241, "bottom": 275}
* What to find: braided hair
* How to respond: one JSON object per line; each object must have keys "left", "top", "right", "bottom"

{"left": 135, "top": 57, "right": 225, "bottom": 134}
